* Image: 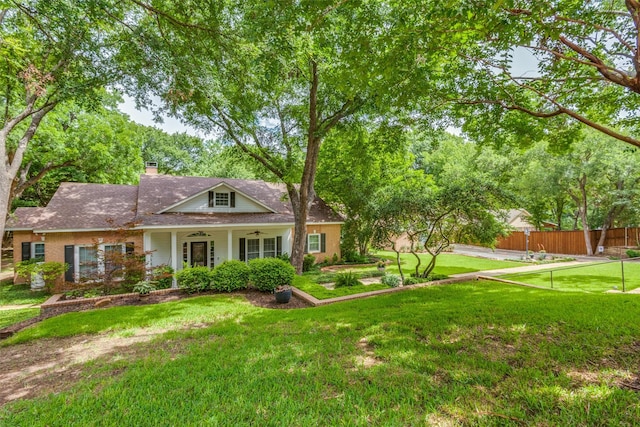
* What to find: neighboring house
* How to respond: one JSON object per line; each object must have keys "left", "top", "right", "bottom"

{"left": 501, "top": 209, "right": 557, "bottom": 232}
{"left": 7, "top": 166, "right": 342, "bottom": 284}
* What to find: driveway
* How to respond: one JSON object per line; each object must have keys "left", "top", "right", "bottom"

{"left": 451, "top": 244, "right": 604, "bottom": 263}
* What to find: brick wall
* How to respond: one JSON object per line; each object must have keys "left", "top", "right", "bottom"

{"left": 11, "top": 230, "right": 143, "bottom": 283}
{"left": 304, "top": 224, "right": 341, "bottom": 263}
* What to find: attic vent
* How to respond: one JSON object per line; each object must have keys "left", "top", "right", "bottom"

{"left": 145, "top": 162, "right": 159, "bottom": 175}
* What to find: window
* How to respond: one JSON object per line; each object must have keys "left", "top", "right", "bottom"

{"left": 32, "top": 243, "right": 45, "bottom": 261}
{"left": 183, "top": 242, "right": 188, "bottom": 263}
{"left": 247, "top": 238, "right": 260, "bottom": 260}
{"left": 103, "top": 244, "right": 124, "bottom": 274}
{"left": 307, "top": 234, "right": 321, "bottom": 253}
{"left": 263, "top": 238, "right": 276, "bottom": 258}
{"left": 78, "top": 246, "right": 98, "bottom": 277}
{"left": 215, "top": 192, "right": 229, "bottom": 207}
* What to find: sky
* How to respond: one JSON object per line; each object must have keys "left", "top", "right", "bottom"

{"left": 118, "top": 94, "right": 204, "bottom": 137}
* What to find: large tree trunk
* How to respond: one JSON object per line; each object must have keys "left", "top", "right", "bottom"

{"left": 576, "top": 174, "right": 593, "bottom": 255}
{"left": 0, "top": 101, "right": 55, "bottom": 246}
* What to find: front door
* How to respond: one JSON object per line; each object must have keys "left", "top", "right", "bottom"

{"left": 191, "top": 242, "right": 207, "bottom": 267}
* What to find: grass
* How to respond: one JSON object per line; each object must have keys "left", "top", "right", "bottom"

{"left": 0, "top": 279, "right": 49, "bottom": 306}
{"left": 0, "top": 308, "right": 39, "bottom": 329}
{"left": 377, "top": 251, "right": 524, "bottom": 276}
{"left": 293, "top": 275, "right": 391, "bottom": 300}
{"left": 499, "top": 259, "right": 640, "bottom": 292}
{"left": 297, "top": 252, "right": 524, "bottom": 300}
{"left": 2, "top": 281, "right": 640, "bottom": 425}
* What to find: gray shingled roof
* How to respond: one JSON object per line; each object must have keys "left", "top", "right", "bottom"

{"left": 7, "top": 183, "right": 139, "bottom": 231}
{"left": 7, "top": 175, "right": 342, "bottom": 231}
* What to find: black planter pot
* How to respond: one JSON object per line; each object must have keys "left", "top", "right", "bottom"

{"left": 274, "top": 288, "right": 292, "bottom": 304}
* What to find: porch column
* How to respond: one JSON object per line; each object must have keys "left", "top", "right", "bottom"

{"left": 143, "top": 232, "right": 151, "bottom": 269}
{"left": 171, "top": 231, "right": 178, "bottom": 288}
{"left": 227, "top": 229, "right": 233, "bottom": 262}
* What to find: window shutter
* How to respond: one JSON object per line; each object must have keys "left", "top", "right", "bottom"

{"left": 276, "top": 236, "right": 282, "bottom": 256}
{"left": 239, "top": 238, "right": 246, "bottom": 262}
{"left": 321, "top": 233, "right": 326, "bottom": 253}
{"left": 208, "top": 191, "right": 214, "bottom": 207}
{"left": 21, "top": 242, "right": 31, "bottom": 261}
{"left": 125, "top": 242, "right": 135, "bottom": 256}
{"left": 230, "top": 192, "right": 236, "bottom": 208}
{"left": 304, "top": 237, "right": 308, "bottom": 254}
{"left": 64, "top": 245, "right": 75, "bottom": 282}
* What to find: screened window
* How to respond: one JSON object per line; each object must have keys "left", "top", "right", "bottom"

{"left": 247, "top": 239, "right": 260, "bottom": 260}
{"left": 32, "top": 243, "right": 45, "bottom": 261}
{"left": 79, "top": 246, "right": 98, "bottom": 277}
{"left": 104, "top": 244, "right": 124, "bottom": 273}
{"left": 215, "top": 192, "right": 229, "bottom": 207}
{"left": 263, "top": 238, "right": 276, "bottom": 258}
{"left": 308, "top": 234, "right": 320, "bottom": 253}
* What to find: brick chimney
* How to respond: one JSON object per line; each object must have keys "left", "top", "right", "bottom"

{"left": 145, "top": 161, "right": 158, "bottom": 175}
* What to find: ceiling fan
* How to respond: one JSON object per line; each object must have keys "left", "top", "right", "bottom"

{"left": 246, "top": 230, "right": 268, "bottom": 236}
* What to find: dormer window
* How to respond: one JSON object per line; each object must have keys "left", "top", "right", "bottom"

{"left": 208, "top": 191, "right": 236, "bottom": 208}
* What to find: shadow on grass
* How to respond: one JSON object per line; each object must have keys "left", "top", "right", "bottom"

{"left": 4, "top": 281, "right": 640, "bottom": 425}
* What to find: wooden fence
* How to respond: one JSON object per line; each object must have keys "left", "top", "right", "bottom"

{"left": 495, "top": 227, "right": 640, "bottom": 255}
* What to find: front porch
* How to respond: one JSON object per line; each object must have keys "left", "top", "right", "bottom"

{"left": 144, "top": 226, "right": 293, "bottom": 275}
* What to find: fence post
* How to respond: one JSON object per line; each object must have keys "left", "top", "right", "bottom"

{"left": 621, "top": 259, "right": 626, "bottom": 293}
{"left": 550, "top": 270, "right": 553, "bottom": 289}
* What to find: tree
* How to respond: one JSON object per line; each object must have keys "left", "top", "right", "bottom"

{"left": 316, "top": 122, "right": 414, "bottom": 257}
{"left": 141, "top": 127, "right": 264, "bottom": 179}
{"left": 119, "top": 1, "right": 452, "bottom": 272}
{"left": 373, "top": 174, "right": 507, "bottom": 281}
{"left": 448, "top": 1, "right": 640, "bottom": 149}
{"left": 13, "top": 96, "right": 144, "bottom": 207}
{"left": 1, "top": 1, "right": 125, "bottom": 240}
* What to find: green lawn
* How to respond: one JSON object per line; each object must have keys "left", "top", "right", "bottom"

{"left": 293, "top": 275, "right": 391, "bottom": 299}
{"left": 297, "top": 253, "right": 524, "bottom": 300}
{"left": 499, "top": 259, "right": 640, "bottom": 292}
{"left": 0, "top": 279, "right": 49, "bottom": 306}
{"left": 2, "top": 281, "right": 640, "bottom": 425}
{"left": 0, "top": 308, "right": 39, "bottom": 329}
{"left": 377, "top": 251, "right": 524, "bottom": 276}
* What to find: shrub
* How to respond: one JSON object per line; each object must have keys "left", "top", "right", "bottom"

{"left": 277, "top": 252, "right": 291, "bottom": 262}
{"left": 332, "top": 253, "right": 339, "bottom": 264}
{"left": 303, "top": 254, "right": 316, "bottom": 272}
{"left": 381, "top": 273, "right": 401, "bottom": 288}
{"left": 626, "top": 249, "right": 640, "bottom": 259}
{"left": 249, "top": 258, "right": 295, "bottom": 292}
{"left": 133, "top": 281, "right": 156, "bottom": 295}
{"left": 403, "top": 274, "right": 448, "bottom": 286}
{"left": 334, "top": 271, "right": 362, "bottom": 288}
{"left": 176, "top": 267, "right": 213, "bottom": 293}
{"left": 403, "top": 276, "right": 424, "bottom": 285}
{"left": 211, "top": 260, "right": 250, "bottom": 292}
{"left": 152, "top": 265, "right": 174, "bottom": 289}
{"left": 15, "top": 260, "right": 68, "bottom": 292}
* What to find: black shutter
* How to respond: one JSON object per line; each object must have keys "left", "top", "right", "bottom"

{"left": 321, "top": 233, "right": 326, "bottom": 253}
{"left": 64, "top": 245, "right": 75, "bottom": 282}
{"left": 125, "top": 242, "right": 135, "bottom": 256}
{"left": 230, "top": 192, "right": 236, "bottom": 208}
{"left": 304, "top": 236, "right": 308, "bottom": 254}
{"left": 21, "top": 242, "right": 31, "bottom": 261}
{"left": 208, "top": 191, "right": 214, "bottom": 208}
{"left": 276, "top": 236, "right": 282, "bottom": 256}
{"left": 239, "top": 238, "right": 246, "bottom": 261}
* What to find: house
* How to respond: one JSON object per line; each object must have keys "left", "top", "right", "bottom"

{"left": 7, "top": 166, "right": 342, "bottom": 284}
{"left": 501, "top": 209, "right": 557, "bottom": 232}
